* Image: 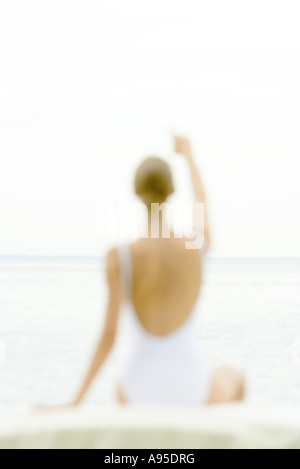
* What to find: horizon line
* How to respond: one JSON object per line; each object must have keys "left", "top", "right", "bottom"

{"left": 0, "top": 255, "right": 299, "bottom": 262}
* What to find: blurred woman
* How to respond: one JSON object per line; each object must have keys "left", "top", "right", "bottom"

{"left": 72, "top": 135, "right": 245, "bottom": 406}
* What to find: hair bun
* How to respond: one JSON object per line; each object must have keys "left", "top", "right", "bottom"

{"left": 135, "top": 157, "right": 174, "bottom": 206}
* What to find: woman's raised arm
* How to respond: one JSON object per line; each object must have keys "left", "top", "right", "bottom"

{"left": 174, "top": 135, "right": 211, "bottom": 249}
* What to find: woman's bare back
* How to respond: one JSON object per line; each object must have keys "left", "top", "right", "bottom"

{"left": 128, "top": 237, "right": 202, "bottom": 336}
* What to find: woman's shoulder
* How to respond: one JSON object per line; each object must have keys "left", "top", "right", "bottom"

{"left": 105, "top": 246, "right": 123, "bottom": 278}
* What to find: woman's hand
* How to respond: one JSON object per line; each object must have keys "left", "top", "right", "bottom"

{"left": 34, "top": 402, "right": 78, "bottom": 414}
{"left": 173, "top": 135, "right": 193, "bottom": 160}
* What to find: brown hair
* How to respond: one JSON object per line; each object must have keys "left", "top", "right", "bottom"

{"left": 134, "top": 157, "right": 174, "bottom": 207}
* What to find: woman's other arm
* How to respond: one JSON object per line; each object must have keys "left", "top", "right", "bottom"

{"left": 72, "top": 248, "right": 121, "bottom": 406}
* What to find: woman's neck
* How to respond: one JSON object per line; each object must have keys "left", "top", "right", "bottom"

{"left": 146, "top": 204, "right": 172, "bottom": 239}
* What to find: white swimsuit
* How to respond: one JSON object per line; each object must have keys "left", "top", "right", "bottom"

{"left": 117, "top": 245, "right": 212, "bottom": 406}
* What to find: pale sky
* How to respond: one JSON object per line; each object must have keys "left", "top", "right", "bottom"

{"left": 0, "top": 0, "right": 299, "bottom": 257}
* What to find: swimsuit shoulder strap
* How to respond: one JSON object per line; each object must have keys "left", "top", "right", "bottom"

{"left": 117, "top": 244, "right": 133, "bottom": 298}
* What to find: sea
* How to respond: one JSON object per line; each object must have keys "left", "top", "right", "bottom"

{"left": 0, "top": 257, "right": 299, "bottom": 415}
